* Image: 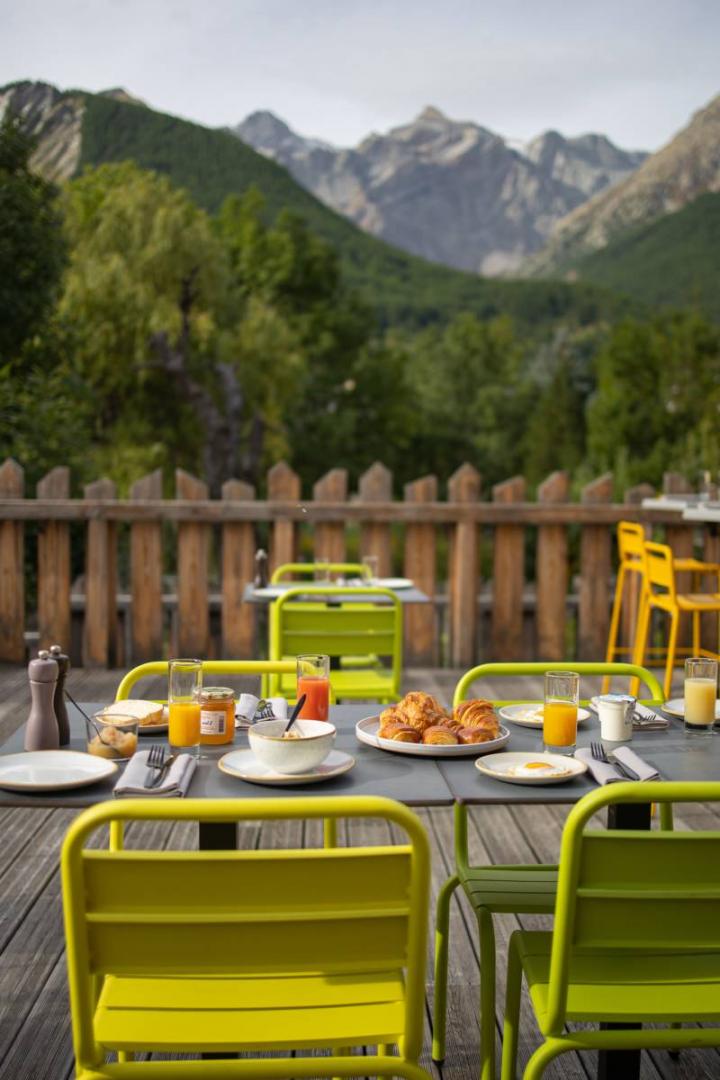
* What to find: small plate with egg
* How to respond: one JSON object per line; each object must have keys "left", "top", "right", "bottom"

{"left": 474, "top": 751, "right": 587, "bottom": 785}
{"left": 497, "top": 703, "right": 591, "bottom": 728}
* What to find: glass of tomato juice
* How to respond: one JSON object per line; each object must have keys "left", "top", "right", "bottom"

{"left": 543, "top": 671, "right": 579, "bottom": 755}
{"left": 296, "top": 654, "right": 330, "bottom": 722}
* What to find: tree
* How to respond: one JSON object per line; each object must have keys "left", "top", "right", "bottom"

{"left": 0, "top": 111, "right": 66, "bottom": 363}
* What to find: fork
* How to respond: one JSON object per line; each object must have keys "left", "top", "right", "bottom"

{"left": 144, "top": 744, "right": 166, "bottom": 787}
{"left": 591, "top": 741, "right": 638, "bottom": 780}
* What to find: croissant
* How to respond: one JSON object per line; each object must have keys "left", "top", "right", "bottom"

{"left": 379, "top": 707, "right": 404, "bottom": 727}
{"left": 457, "top": 725, "right": 496, "bottom": 744}
{"left": 422, "top": 725, "right": 459, "bottom": 746}
{"left": 387, "top": 724, "right": 422, "bottom": 743}
{"left": 454, "top": 700, "right": 498, "bottom": 731}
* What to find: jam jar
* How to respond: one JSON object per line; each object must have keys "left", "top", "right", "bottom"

{"left": 197, "top": 686, "right": 236, "bottom": 745}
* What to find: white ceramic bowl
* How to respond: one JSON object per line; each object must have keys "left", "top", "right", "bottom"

{"left": 248, "top": 719, "right": 336, "bottom": 774}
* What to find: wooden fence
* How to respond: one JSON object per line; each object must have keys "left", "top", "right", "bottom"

{"left": 0, "top": 458, "right": 716, "bottom": 669}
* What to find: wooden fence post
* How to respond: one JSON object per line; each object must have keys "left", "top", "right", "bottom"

{"left": 0, "top": 459, "right": 25, "bottom": 662}
{"left": 536, "top": 471, "right": 569, "bottom": 661}
{"left": 221, "top": 478, "right": 256, "bottom": 658}
{"left": 36, "top": 466, "right": 71, "bottom": 653}
{"left": 578, "top": 473, "right": 614, "bottom": 660}
{"left": 403, "top": 475, "right": 438, "bottom": 666}
{"left": 448, "top": 463, "right": 481, "bottom": 669}
{"left": 491, "top": 476, "right": 526, "bottom": 661}
{"left": 130, "top": 469, "right": 164, "bottom": 663}
{"left": 313, "top": 469, "right": 347, "bottom": 564}
{"left": 268, "top": 462, "right": 301, "bottom": 572}
{"left": 175, "top": 470, "right": 210, "bottom": 658}
{"left": 83, "top": 478, "right": 117, "bottom": 668}
{"left": 358, "top": 462, "right": 393, "bottom": 576}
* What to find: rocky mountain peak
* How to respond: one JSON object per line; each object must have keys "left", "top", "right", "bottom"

{"left": 0, "top": 79, "right": 84, "bottom": 181}
{"left": 416, "top": 105, "right": 449, "bottom": 124}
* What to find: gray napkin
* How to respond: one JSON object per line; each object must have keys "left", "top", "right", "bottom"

{"left": 613, "top": 745, "right": 660, "bottom": 781}
{"left": 575, "top": 748, "right": 625, "bottom": 785}
{"left": 114, "top": 750, "right": 196, "bottom": 798}
{"left": 633, "top": 704, "right": 669, "bottom": 730}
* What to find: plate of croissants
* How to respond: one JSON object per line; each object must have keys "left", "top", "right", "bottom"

{"left": 356, "top": 692, "right": 510, "bottom": 757}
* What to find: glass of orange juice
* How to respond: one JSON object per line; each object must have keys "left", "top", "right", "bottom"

{"left": 684, "top": 657, "right": 717, "bottom": 735}
{"left": 168, "top": 658, "right": 202, "bottom": 754}
{"left": 543, "top": 671, "right": 579, "bottom": 755}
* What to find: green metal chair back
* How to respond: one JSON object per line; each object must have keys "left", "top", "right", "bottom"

{"left": 453, "top": 661, "right": 664, "bottom": 708}
{"left": 271, "top": 562, "right": 370, "bottom": 583}
{"left": 62, "top": 796, "right": 431, "bottom": 1079}
{"left": 546, "top": 780, "right": 720, "bottom": 1036}
{"left": 115, "top": 660, "right": 298, "bottom": 702}
{"left": 268, "top": 586, "right": 402, "bottom": 701}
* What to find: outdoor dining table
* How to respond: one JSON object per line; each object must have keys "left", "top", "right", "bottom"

{"left": 242, "top": 580, "right": 431, "bottom": 604}
{"left": 2, "top": 701, "right": 719, "bottom": 1080}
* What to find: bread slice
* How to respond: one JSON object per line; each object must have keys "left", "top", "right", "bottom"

{"left": 102, "top": 699, "right": 164, "bottom": 727}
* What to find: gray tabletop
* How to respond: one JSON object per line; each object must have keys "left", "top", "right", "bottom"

{"left": 0, "top": 704, "right": 453, "bottom": 809}
{"left": 439, "top": 711, "right": 720, "bottom": 804}
{"left": 243, "top": 582, "right": 430, "bottom": 605}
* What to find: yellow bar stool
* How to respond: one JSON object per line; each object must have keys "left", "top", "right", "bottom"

{"left": 603, "top": 521, "right": 720, "bottom": 693}
{"left": 633, "top": 540, "right": 720, "bottom": 698}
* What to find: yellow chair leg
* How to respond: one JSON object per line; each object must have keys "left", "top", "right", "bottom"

{"left": 478, "top": 906, "right": 497, "bottom": 1080}
{"left": 603, "top": 564, "right": 626, "bottom": 693}
{"left": 431, "top": 874, "right": 461, "bottom": 1063}
{"left": 630, "top": 592, "right": 651, "bottom": 698}
{"left": 692, "top": 610, "right": 701, "bottom": 657}
{"left": 665, "top": 609, "right": 680, "bottom": 699}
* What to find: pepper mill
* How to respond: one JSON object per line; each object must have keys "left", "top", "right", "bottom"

{"left": 49, "top": 644, "right": 71, "bottom": 745}
{"left": 254, "top": 548, "right": 269, "bottom": 588}
{"left": 24, "top": 650, "right": 60, "bottom": 751}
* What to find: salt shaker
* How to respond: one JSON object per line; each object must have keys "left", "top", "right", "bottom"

{"left": 24, "top": 650, "right": 60, "bottom": 751}
{"left": 254, "top": 548, "right": 268, "bottom": 588}
{"left": 49, "top": 644, "right": 71, "bottom": 745}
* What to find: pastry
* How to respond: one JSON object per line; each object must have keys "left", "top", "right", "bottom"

{"left": 422, "top": 725, "right": 459, "bottom": 746}
{"left": 101, "top": 699, "right": 164, "bottom": 727}
{"left": 378, "top": 720, "right": 414, "bottom": 739}
{"left": 457, "top": 725, "right": 495, "bottom": 744}
{"left": 454, "top": 699, "right": 498, "bottom": 731}
{"left": 379, "top": 706, "right": 404, "bottom": 727}
{"left": 387, "top": 724, "right": 422, "bottom": 743}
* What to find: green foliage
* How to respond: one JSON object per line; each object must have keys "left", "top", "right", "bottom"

{"left": 569, "top": 193, "right": 720, "bottom": 321}
{"left": 0, "top": 111, "right": 66, "bottom": 363}
{"left": 587, "top": 311, "right": 720, "bottom": 486}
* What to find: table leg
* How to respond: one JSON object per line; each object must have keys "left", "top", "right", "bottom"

{"left": 597, "top": 800, "right": 652, "bottom": 1080}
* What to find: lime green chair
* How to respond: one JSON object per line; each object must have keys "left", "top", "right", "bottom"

{"left": 432, "top": 662, "right": 664, "bottom": 1080}
{"left": 501, "top": 780, "right": 720, "bottom": 1080}
{"left": 268, "top": 586, "right": 402, "bottom": 703}
{"left": 271, "top": 561, "right": 371, "bottom": 583}
{"left": 61, "top": 795, "right": 432, "bottom": 1080}
{"left": 115, "top": 659, "right": 298, "bottom": 702}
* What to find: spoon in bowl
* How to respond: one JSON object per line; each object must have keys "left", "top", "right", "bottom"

{"left": 284, "top": 694, "right": 307, "bottom": 736}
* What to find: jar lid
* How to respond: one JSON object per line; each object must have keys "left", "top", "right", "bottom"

{"left": 197, "top": 686, "right": 235, "bottom": 702}
{"left": 598, "top": 694, "right": 635, "bottom": 706}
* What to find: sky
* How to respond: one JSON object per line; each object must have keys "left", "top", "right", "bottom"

{"left": 1, "top": 0, "right": 719, "bottom": 152}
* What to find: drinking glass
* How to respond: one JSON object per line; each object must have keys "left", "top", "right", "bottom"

{"left": 297, "top": 654, "right": 330, "bottom": 722}
{"left": 543, "top": 671, "right": 579, "bottom": 755}
{"left": 362, "top": 554, "right": 379, "bottom": 582}
{"left": 168, "top": 658, "right": 202, "bottom": 753}
{"left": 684, "top": 657, "right": 717, "bottom": 735}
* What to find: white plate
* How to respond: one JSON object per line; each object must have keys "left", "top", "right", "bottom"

{"left": 372, "top": 577, "right": 413, "bottom": 589}
{"left": 663, "top": 698, "right": 720, "bottom": 720}
{"left": 497, "top": 703, "right": 591, "bottom": 728}
{"left": 475, "top": 751, "right": 588, "bottom": 786}
{"left": 356, "top": 715, "right": 510, "bottom": 757}
{"left": 0, "top": 751, "right": 118, "bottom": 792}
{"left": 218, "top": 748, "right": 355, "bottom": 786}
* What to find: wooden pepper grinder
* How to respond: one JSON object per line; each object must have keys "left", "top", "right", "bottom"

{"left": 24, "top": 650, "right": 60, "bottom": 751}
{"left": 49, "top": 644, "right": 71, "bottom": 745}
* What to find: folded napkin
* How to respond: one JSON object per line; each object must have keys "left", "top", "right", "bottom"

{"left": 575, "top": 747, "right": 625, "bottom": 786}
{"left": 235, "top": 695, "right": 288, "bottom": 728}
{"left": 633, "top": 704, "right": 669, "bottom": 731}
{"left": 612, "top": 745, "right": 660, "bottom": 781}
{"left": 114, "top": 750, "right": 196, "bottom": 798}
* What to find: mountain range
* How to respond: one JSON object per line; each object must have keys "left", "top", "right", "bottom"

{"left": 0, "top": 79, "right": 615, "bottom": 330}
{"left": 234, "top": 107, "right": 647, "bottom": 275}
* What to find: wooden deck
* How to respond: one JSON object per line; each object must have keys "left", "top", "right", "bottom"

{"left": 0, "top": 665, "right": 717, "bottom": 1080}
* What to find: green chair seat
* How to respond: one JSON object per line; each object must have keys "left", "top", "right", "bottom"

{"left": 462, "top": 865, "right": 558, "bottom": 914}
{"left": 514, "top": 930, "right": 720, "bottom": 1026}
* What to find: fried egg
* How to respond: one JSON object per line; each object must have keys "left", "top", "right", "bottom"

{"left": 509, "top": 760, "right": 569, "bottom": 779}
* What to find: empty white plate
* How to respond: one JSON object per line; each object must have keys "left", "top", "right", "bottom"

{"left": 218, "top": 748, "right": 355, "bottom": 786}
{"left": 0, "top": 751, "right": 118, "bottom": 791}
{"left": 475, "top": 751, "right": 587, "bottom": 786}
{"left": 497, "top": 703, "right": 591, "bottom": 728}
{"left": 373, "top": 578, "right": 413, "bottom": 589}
